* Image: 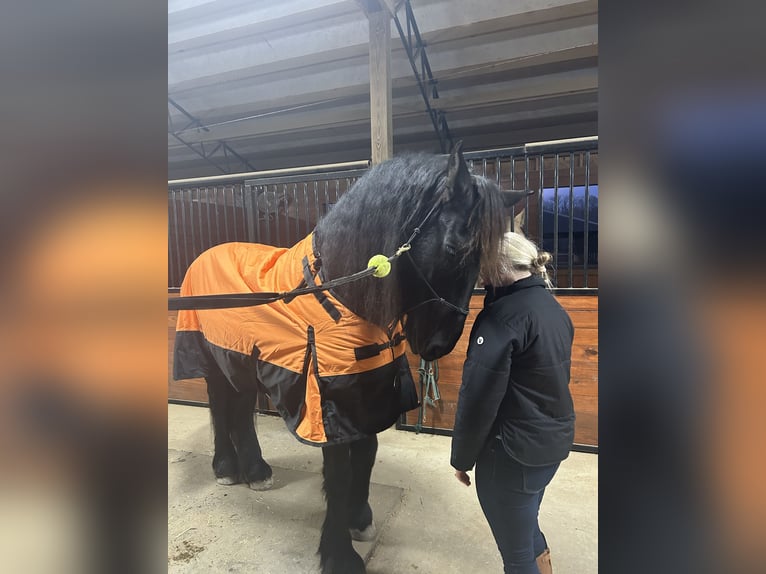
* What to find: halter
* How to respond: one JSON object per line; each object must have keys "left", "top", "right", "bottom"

{"left": 393, "top": 193, "right": 470, "bottom": 318}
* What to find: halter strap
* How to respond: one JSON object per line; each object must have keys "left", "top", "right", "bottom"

{"left": 401, "top": 251, "right": 469, "bottom": 316}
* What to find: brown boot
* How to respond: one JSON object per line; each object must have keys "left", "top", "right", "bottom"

{"left": 536, "top": 547, "right": 552, "bottom": 574}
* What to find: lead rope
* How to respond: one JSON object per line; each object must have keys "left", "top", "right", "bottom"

{"left": 414, "top": 358, "right": 440, "bottom": 433}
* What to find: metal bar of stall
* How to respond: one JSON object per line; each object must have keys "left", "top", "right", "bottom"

{"left": 180, "top": 188, "right": 190, "bottom": 274}
{"left": 287, "top": 184, "right": 295, "bottom": 242}
{"left": 553, "top": 154, "right": 559, "bottom": 287}
{"left": 524, "top": 154, "right": 530, "bottom": 236}
{"left": 321, "top": 180, "right": 329, "bottom": 220}
{"left": 538, "top": 154, "right": 545, "bottom": 253}
{"left": 213, "top": 187, "right": 221, "bottom": 245}
{"left": 463, "top": 145, "right": 525, "bottom": 160}
{"left": 332, "top": 179, "right": 339, "bottom": 213}
{"left": 222, "top": 186, "right": 230, "bottom": 242}
{"left": 245, "top": 169, "right": 367, "bottom": 187}
{"left": 524, "top": 137, "right": 598, "bottom": 156}
{"left": 197, "top": 188, "right": 205, "bottom": 252}
{"left": 253, "top": 186, "right": 262, "bottom": 244}
{"left": 205, "top": 188, "right": 212, "bottom": 249}
{"left": 272, "top": 186, "right": 281, "bottom": 246}
{"left": 302, "top": 183, "right": 310, "bottom": 236}
{"left": 189, "top": 188, "right": 198, "bottom": 262}
{"left": 510, "top": 155, "right": 516, "bottom": 231}
{"left": 234, "top": 185, "right": 247, "bottom": 241}
{"left": 584, "top": 151, "right": 591, "bottom": 288}
{"left": 313, "top": 181, "right": 320, "bottom": 234}
{"left": 171, "top": 190, "right": 182, "bottom": 287}
{"left": 168, "top": 160, "right": 370, "bottom": 187}
{"left": 261, "top": 187, "right": 270, "bottom": 245}
{"left": 244, "top": 184, "right": 255, "bottom": 243}
{"left": 568, "top": 152, "right": 575, "bottom": 288}
{"left": 287, "top": 184, "right": 295, "bottom": 244}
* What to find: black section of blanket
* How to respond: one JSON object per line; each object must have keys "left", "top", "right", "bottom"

{"left": 317, "top": 354, "right": 419, "bottom": 439}
{"left": 173, "top": 330, "right": 260, "bottom": 393}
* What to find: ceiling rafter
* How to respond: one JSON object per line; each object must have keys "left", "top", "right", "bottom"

{"left": 168, "top": 97, "right": 257, "bottom": 174}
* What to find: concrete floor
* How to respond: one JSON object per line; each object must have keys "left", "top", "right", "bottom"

{"left": 168, "top": 404, "right": 597, "bottom": 573}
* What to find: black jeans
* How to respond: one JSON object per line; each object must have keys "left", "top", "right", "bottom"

{"left": 475, "top": 439, "right": 560, "bottom": 574}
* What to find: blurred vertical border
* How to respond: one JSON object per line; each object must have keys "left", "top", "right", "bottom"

{"left": 2, "top": 1, "right": 766, "bottom": 573}
{"left": 0, "top": 2, "right": 167, "bottom": 573}
{"left": 601, "top": 1, "right": 766, "bottom": 572}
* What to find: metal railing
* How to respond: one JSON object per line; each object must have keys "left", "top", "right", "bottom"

{"left": 168, "top": 163, "right": 368, "bottom": 289}
{"left": 168, "top": 138, "right": 597, "bottom": 291}
{"left": 465, "top": 137, "right": 598, "bottom": 290}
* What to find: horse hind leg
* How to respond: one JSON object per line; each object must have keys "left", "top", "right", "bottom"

{"left": 227, "top": 382, "right": 273, "bottom": 490}
{"left": 348, "top": 435, "right": 378, "bottom": 542}
{"left": 320, "top": 444, "right": 366, "bottom": 574}
{"left": 206, "top": 370, "right": 240, "bottom": 484}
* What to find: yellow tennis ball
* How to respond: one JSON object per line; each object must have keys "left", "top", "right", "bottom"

{"left": 367, "top": 254, "right": 391, "bottom": 278}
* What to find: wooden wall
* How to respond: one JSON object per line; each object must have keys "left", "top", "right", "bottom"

{"left": 168, "top": 292, "right": 598, "bottom": 447}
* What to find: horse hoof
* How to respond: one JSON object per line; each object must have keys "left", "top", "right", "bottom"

{"left": 350, "top": 522, "right": 376, "bottom": 542}
{"left": 216, "top": 476, "right": 239, "bottom": 485}
{"left": 248, "top": 476, "right": 273, "bottom": 491}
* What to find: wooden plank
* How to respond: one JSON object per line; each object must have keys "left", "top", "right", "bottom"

{"left": 571, "top": 393, "right": 598, "bottom": 446}
{"left": 168, "top": 378, "right": 207, "bottom": 404}
{"left": 567, "top": 309, "right": 598, "bottom": 329}
{"left": 556, "top": 294, "right": 599, "bottom": 310}
{"left": 368, "top": 9, "right": 392, "bottom": 164}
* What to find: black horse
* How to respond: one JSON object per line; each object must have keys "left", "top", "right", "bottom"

{"left": 173, "top": 143, "right": 528, "bottom": 573}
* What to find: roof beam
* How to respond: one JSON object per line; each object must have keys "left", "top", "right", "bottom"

{"left": 391, "top": 0, "right": 452, "bottom": 152}
{"left": 369, "top": 9, "right": 393, "bottom": 163}
{"left": 169, "top": 69, "right": 597, "bottom": 145}
{"left": 356, "top": 0, "right": 402, "bottom": 17}
{"left": 357, "top": 0, "right": 396, "bottom": 163}
{"left": 168, "top": 97, "right": 257, "bottom": 173}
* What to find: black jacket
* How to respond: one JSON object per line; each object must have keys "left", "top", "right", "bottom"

{"left": 450, "top": 276, "right": 575, "bottom": 470}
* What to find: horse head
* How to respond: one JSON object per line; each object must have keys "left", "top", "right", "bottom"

{"left": 315, "top": 143, "right": 528, "bottom": 360}
{"left": 400, "top": 142, "right": 529, "bottom": 360}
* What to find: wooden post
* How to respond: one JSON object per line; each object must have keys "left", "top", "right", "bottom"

{"left": 368, "top": 9, "right": 392, "bottom": 164}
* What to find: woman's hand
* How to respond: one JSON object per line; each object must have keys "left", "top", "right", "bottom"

{"left": 455, "top": 470, "right": 471, "bottom": 486}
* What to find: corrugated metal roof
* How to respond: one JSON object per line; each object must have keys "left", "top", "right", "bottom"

{"left": 168, "top": 0, "right": 598, "bottom": 178}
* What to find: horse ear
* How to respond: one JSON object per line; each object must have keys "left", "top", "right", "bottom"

{"left": 501, "top": 189, "right": 535, "bottom": 208}
{"left": 446, "top": 140, "right": 471, "bottom": 195}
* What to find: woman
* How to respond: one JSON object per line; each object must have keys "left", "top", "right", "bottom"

{"left": 451, "top": 232, "right": 575, "bottom": 574}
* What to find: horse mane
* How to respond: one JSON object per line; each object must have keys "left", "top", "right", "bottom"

{"left": 315, "top": 154, "right": 505, "bottom": 327}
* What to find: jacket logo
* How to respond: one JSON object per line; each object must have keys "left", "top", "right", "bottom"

{"left": 477, "top": 336, "right": 484, "bottom": 345}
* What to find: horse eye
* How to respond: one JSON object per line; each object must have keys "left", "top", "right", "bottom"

{"left": 445, "top": 244, "right": 458, "bottom": 257}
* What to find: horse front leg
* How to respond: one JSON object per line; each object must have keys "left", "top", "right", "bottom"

{"left": 227, "top": 383, "right": 273, "bottom": 490}
{"left": 349, "top": 435, "right": 378, "bottom": 541}
{"left": 320, "top": 443, "right": 366, "bottom": 574}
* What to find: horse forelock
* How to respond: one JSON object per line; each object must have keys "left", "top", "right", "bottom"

{"left": 472, "top": 176, "right": 507, "bottom": 286}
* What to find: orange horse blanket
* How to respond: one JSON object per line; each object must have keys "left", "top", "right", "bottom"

{"left": 173, "top": 233, "right": 418, "bottom": 446}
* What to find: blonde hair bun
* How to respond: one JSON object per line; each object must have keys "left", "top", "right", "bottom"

{"left": 532, "top": 251, "right": 552, "bottom": 270}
